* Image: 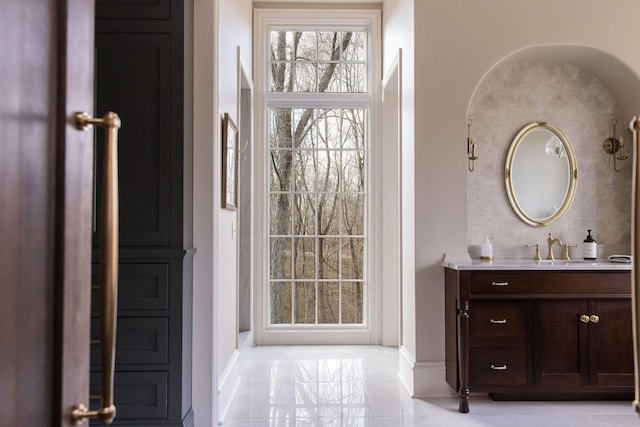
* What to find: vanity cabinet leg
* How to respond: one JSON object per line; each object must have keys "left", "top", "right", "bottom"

{"left": 457, "top": 300, "right": 470, "bottom": 413}
{"left": 459, "top": 387, "right": 470, "bottom": 413}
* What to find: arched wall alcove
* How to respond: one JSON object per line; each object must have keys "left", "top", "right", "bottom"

{"left": 466, "top": 45, "right": 640, "bottom": 258}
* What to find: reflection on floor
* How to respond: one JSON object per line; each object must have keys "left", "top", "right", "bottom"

{"left": 222, "top": 345, "right": 637, "bottom": 426}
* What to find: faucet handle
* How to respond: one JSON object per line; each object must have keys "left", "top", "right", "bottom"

{"left": 526, "top": 243, "right": 541, "bottom": 261}
{"left": 562, "top": 243, "right": 578, "bottom": 261}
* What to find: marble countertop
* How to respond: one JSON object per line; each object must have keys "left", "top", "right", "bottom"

{"left": 444, "top": 258, "right": 632, "bottom": 271}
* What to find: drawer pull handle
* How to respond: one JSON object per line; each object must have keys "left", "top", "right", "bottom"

{"left": 491, "top": 281, "right": 509, "bottom": 287}
{"left": 490, "top": 319, "right": 507, "bottom": 324}
{"left": 490, "top": 364, "right": 508, "bottom": 371}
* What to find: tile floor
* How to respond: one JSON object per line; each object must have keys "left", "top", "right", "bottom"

{"left": 222, "top": 345, "right": 638, "bottom": 426}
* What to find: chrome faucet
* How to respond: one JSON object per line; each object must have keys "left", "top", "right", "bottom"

{"left": 546, "top": 233, "right": 562, "bottom": 260}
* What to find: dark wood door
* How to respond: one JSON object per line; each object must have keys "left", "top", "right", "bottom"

{"left": 0, "top": 0, "right": 95, "bottom": 425}
{"left": 533, "top": 300, "right": 589, "bottom": 387}
{"left": 588, "top": 300, "right": 634, "bottom": 386}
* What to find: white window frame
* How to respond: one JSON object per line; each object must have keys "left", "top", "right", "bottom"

{"left": 253, "top": 8, "right": 381, "bottom": 345}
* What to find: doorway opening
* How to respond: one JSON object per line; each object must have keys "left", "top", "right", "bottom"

{"left": 238, "top": 55, "right": 254, "bottom": 349}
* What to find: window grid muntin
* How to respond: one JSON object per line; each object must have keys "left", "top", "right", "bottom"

{"left": 268, "top": 29, "right": 367, "bottom": 93}
{"left": 268, "top": 105, "right": 366, "bottom": 326}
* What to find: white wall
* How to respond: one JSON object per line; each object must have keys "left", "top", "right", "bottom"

{"left": 192, "top": 0, "right": 252, "bottom": 424}
{"left": 217, "top": 0, "right": 252, "bottom": 375}
{"left": 382, "top": 0, "right": 417, "bottom": 392}
{"left": 192, "top": 0, "right": 218, "bottom": 424}
{"left": 411, "top": 0, "right": 640, "bottom": 396}
{"left": 217, "top": 0, "right": 253, "bottom": 419}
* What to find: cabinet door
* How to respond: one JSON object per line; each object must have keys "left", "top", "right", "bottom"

{"left": 588, "top": 300, "right": 634, "bottom": 386}
{"left": 533, "top": 301, "right": 589, "bottom": 387}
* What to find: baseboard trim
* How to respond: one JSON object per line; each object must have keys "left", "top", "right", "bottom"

{"left": 398, "top": 346, "right": 457, "bottom": 398}
{"left": 182, "top": 408, "right": 195, "bottom": 427}
{"left": 218, "top": 349, "right": 241, "bottom": 424}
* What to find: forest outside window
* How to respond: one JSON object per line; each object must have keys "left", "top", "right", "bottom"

{"left": 266, "top": 26, "right": 370, "bottom": 327}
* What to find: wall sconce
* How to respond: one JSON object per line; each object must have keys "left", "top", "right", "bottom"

{"left": 602, "top": 118, "right": 628, "bottom": 172}
{"left": 467, "top": 118, "right": 478, "bottom": 172}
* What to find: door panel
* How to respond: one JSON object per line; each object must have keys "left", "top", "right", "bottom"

{"left": 0, "top": 2, "right": 58, "bottom": 423}
{"left": 533, "top": 300, "right": 589, "bottom": 387}
{"left": 0, "top": 0, "right": 95, "bottom": 426}
{"left": 57, "top": 0, "right": 96, "bottom": 425}
{"left": 588, "top": 300, "right": 634, "bottom": 386}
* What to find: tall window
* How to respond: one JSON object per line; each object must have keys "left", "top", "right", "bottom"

{"left": 255, "top": 9, "right": 380, "bottom": 340}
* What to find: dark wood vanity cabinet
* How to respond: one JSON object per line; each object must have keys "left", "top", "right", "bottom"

{"left": 533, "top": 300, "right": 633, "bottom": 389}
{"left": 445, "top": 268, "right": 633, "bottom": 413}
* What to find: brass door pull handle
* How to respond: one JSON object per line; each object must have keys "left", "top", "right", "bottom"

{"left": 490, "top": 319, "right": 507, "bottom": 324}
{"left": 71, "top": 112, "right": 121, "bottom": 426}
{"left": 490, "top": 364, "right": 508, "bottom": 371}
{"left": 590, "top": 314, "right": 600, "bottom": 324}
{"left": 580, "top": 314, "right": 590, "bottom": 323}
{"left": 491, "top": 281, "right": 509, "bottom": 287}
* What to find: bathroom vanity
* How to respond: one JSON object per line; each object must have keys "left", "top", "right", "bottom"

{"left": 444, "top": 260, "right": 633, "bottom": 413}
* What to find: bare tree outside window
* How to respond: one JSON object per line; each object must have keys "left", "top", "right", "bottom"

{"left": 268, "top": 29, "right": 367, "bottom": 325}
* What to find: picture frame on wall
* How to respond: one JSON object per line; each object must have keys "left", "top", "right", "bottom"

{"left": 222, "top": 112, "right": 238, "bottom": 210}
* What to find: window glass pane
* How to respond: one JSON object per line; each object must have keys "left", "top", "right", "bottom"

{"left": 342, "top": 32, "right": 365, "bottom": 61}
{"left": 341, "top": 238, "right": 363, "bottom": 280}
{"left": 318, "top": 109, "right": 342, "bottom": 149}
{"left": 270, "top": 193, "right": 292, "bottom": 235}
{"left": 271, "top": 281, "right": 292, "bottom": 324}
{"left": 270, "top": 108, "right": 293, "bottom": 148}
{"left": 342, "top": 109, "right": 365, "bottom": 149}
{"left": 293, "top": 109, "right": 316, "bottom": 149}
{"left": 270, "top": 62, "right": 292, "bottom": 92}
{"left": 270, "top": 31, "right": 296, "bottom": 61}
{"left": 270, "top": 151, "right": 293, "bottom": 191}
{"left": 342, "top": 195, "right": 364, "bottom": 236}
{"left": 296, "top": 31, "right": 317, "bottom": 61}
{"left": 294, "top": 62, "right": 317, "bottom": 92}
{"left": 318, "top": 31, "right": 340, "bottom": 61}
{"left": 318, "top": 62, "right": 341, "bottom": 92}
{"left": 294, "top": 237, "right": 316, "bottom": 279}
{"left": 343, "top": 63, "right": 365, "bottom": 93}
{"left": 270, "top": 237, "right": 292, "bottom": 279}
{"left": 318, "top": 193, "right": 340, "bottom": 236}
{"left": 341, "top": 282, "right": 363, "bottom": 323}
{"left": 294, "top": 194, "right": 316, "bottom": 236}
{"left": 294, "top": 150, "right": 316, "bottom": 192}
{"left": 315, "top": 150, "right": 340, "bottom": 193}
{"left": 295, "top": 282, "right": 316, "bottom": 323}
{"left": 318, "top": 282, "right": 339, "bottom": 324}
{"left": 341, "top": 151, "right": 364, "bottom": 193}
{"left": 319, "top": 238, "right": 340, "bottom": 279}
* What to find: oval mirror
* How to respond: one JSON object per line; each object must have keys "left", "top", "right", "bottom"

{"left": 505, "top": 122, "right": 577, "bottom": 227}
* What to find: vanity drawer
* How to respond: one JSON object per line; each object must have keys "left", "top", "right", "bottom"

{"left": 469, "top": 347, "right": 527, "bottom": 387}
{"left": 470, "top": 301, "right": 526, "bottom": 343}
{"left": 530, "top": 271, "right": 631, "bottom": 295}
{"left": 470, "top": 273, "right": 530, "bottom": 295}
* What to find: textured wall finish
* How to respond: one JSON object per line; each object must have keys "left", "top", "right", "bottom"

{"left": 468, "top": 60, "right": 632, "bottom": 258}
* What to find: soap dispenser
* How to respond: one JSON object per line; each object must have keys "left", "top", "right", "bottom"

{"left": 583, "top": 229, "right": 597, "bottom": 260}
{"left": 481, "top": 236, "right": 493, "bottom": 261}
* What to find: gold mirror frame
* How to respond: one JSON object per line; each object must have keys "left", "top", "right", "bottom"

{"left": 505, "top": 122, "right": 578, "bottom": 227}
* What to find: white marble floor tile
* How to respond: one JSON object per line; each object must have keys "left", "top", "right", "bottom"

{"left": 222, "top": 345, "right": 639, "bottom": 426}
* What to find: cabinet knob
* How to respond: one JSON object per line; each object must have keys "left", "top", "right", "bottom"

{"left": 590, "top": 314, "right": 600, "bottom": 324}
{"left": 490, "top": 319, "right": 507, "bottom": 324}
{"left": 490, "top": 364, "right": 508, "bottom": 371}
{"left": 580, "top": 314, "right": 590, "bottom": 323}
